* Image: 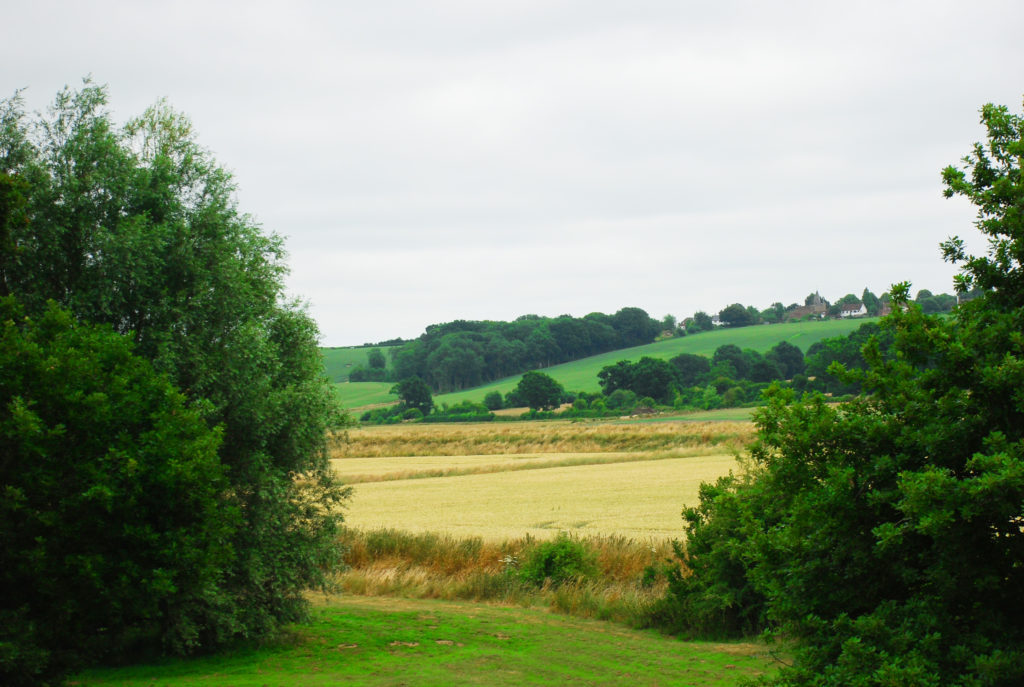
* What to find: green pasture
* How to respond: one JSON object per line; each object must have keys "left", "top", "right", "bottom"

{"left": 321, "top": 346, "right": 397, "bottom": 383}
{"left": 434, "top": 318, "right": 876, "bottom": 405}
{"left": 74, "top": 597, "right": 777, "bottom": 686}
{"left": 333, "top": 381, "right": 396, "bottom": 409}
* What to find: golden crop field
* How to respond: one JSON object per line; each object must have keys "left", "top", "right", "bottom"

{"left": 332, "top": 419, "right": 753, "bottom": 541}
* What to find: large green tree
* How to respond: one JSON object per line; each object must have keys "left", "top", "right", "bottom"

{"left": 515, "top": 370, "right": 564, "bottom": 410}
{"left": 0, "top": 300, "right": 236, "bottom": 685}
{"left": 655, "top": 97, "right": 1024, "bottom": 684}
{"left": 0, "top": 83, "right": 348, "bottom": 675}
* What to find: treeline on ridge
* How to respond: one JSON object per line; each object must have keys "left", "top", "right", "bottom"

{"left": 376, "top": 307, "right": 663, "bottom": 392}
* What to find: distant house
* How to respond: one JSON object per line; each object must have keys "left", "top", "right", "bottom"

{"left": 839, "top": 302, "right": 867, "bottom": 318}
{"left": 785, "top": 292, "right": 828, "bottom": 321}
{"left": 710, "top": 314, "right": 725, "bottom": 327}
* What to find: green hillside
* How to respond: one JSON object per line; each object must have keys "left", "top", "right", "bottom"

{"left": 435, "top": 318, "right": 877, "bottom": 405}
{"left": 322, "top": 346, "right": 397, "bottom": 383}
{"left": 329, "top": 318, "right": 877, "bottom": 410}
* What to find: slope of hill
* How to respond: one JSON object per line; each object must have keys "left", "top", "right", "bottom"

{"left": 322, "top": 346, "right": 397, "bottom": 383}
{"left": 330, "top": 318, "right": 876, "bottom": 410}
{"left": 433, "top": 318, "right": 877, "bottom": 406}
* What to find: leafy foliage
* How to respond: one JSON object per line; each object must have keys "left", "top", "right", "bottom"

{"left": 515, "top": 370, "right": 564, "bottom": 410}
{"left": 0, "top": 82, "right": 349, "bottom": 680}
{"left": 0, "top": 300, "right": 235, "bottom": 685}
{"left": 389, "top": 308, "right": 662, "bottom": 393}
{"left": 390, "top": 376, "right": 434, "bottom": 415}
{"left": 518, "top": 534, "right": 598, "bottom": 587}
{"left": 653, "top": 97, "right": 1024, "bottom": 684}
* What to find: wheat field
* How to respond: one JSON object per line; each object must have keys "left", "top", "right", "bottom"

{"left": 332, "top": 419, "right": 751, "bottom": 541}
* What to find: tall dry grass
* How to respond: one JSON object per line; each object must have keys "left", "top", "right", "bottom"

{"left": 336, "top": 527, "right": 678, "bottom": 626}
{"left": 331, "top": 420, "right": 754, "bottom": 458}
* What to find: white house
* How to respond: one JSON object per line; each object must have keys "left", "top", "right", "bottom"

{"left": 839, "top": 302, "right": 867, "bottom": 318}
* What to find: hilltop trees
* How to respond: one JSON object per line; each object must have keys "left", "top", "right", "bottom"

{"left": 655, "top": 97, "right": 1024, "bottom": 684}
{"left": 390, "top": 308, "right": 662, "bottom": 393}
{"left": 0, "top": 83, "right": 348, "bottom": 681}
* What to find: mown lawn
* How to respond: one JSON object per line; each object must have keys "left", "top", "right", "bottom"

{"left": 74, "top": 597, "right": 780, "bottom": 686}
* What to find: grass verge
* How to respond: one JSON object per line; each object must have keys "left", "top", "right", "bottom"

{"left": 73, "top": 597, "right": 779, "bottom": 686}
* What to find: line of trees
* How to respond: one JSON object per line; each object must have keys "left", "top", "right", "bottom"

{"left": 389, "top": 307, "right": 662, "bottom": 392}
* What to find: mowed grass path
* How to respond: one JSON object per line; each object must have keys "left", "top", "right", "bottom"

{"left": 75, "top": 597, "right": 778, "bottom": 686}
{"left": 333, "top": 420, "right": 752, "bottom": 541}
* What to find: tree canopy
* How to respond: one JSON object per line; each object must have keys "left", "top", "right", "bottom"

{"left": 652, "top": 96, "right": 1024, "bottom": 684}
{"left": 0, "top": 82, "right": 348, "bottom": 683}
{"left": 515, "top": 370, "right": 565, "bottom": 410}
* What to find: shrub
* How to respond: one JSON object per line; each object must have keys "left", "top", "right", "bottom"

{"left": 483, "top": 391, "right": 503, "bottom": 410}
{"left": 518, "top": 534, "right": 597, "bottom": 587}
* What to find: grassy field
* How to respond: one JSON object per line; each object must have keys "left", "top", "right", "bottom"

{"left": 330, "top": 318, "right": 875, "bottom": 409}
{"left": 74, "top": 597, "right": 779, "bottom": 686}
{"left": 322, "top": 345, "right": 398, "bottom": 383}
{"left": 332, "top": 419, "right": 753, "bottom": 541}
{"left": 332, "top": 381, "right": 396, "bottom": 408}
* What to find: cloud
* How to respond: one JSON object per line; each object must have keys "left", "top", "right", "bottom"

{"left": 4, "top": 0, "right": 1021, "bottom": 344}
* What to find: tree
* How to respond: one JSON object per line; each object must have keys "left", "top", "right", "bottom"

{"left": 655, "top": 97, "right": 1024, "bottom": 684}
{"left": 766, "top": 340, "right": 805, "bottom": 379}
{"left": 0, "top": 83, "right": 349, "bottom": 675}
{"left": 861, "top": 287, "right": 881, "bottom": 316}
{"left": 670, "top": 352, "right": 711, "bottom": 387}
{"left": 515, "top": 370, "right": 564, "bottom": 410}
{"left": 483, "top": 390, "right": 503, "bottom": 410}
{"left": 711, "top": 344, "right": 748, "bottom": 379}
{"left": 718, "top": 303, "right": 753, "bottom": 328}
{"left": 0, "top": 300, "right": 235, "bottom": 685}
{"left": 610, "top": 307, "right": 661, "bottom": 347}
{"left": 367, "top": 347, "right": 386, "bottom": 369}
{"left": 390, "top": 376, "right": 433, "bottom": 415}
{"left": 689, "top": 311, "right": 713, "bottom": 333}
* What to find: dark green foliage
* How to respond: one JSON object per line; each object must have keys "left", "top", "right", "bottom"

{"left": 367, "top": 348, "right": 386, "bottom": 369}
{"left": 0, "top": 83, "right": 349, "bottom": 681}
{"left": 483, "top": 391, "right": 504, "bottom": 410}
{"left": 718, "top": 303, "right": 756, "bottom": 327}
{"left": 711, "top": 344, "right": 748, "bottom": 379}
{"left": 0, "top": 300, "right": 235, "bottom": 685}
{"left": 687, "top": 311, "right": 713, "bottom": 333}
{"left": 390, "top": 376, "right": 434, "bottom": 415}
{"left": 765, "top": 340, "right": 804, "bottom": 379}
{"left": 514, "top": 370, "right": 564, "bottom": 410}
{"left": 518, "top": 534, "right": 597, "bottom": 587}
{"left": 803, "top": 322, "right": 892, "bottom": 395}
{"left": 389, "top": 308, "right": 661, "bottom": 392}
{"left": 653, "top": 97, "right": 1024, "bottom": 685}
{"left": 597, "top": 356, "right": 678, "bottom": 403}
{"left": 669, "top": 352, "right": 712, "bottom": 386}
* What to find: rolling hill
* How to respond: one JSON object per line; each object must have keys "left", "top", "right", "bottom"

{"left": 329, "top": 317, "right": 877, "bottom": 410}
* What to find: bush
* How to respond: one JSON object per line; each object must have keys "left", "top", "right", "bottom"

{"left": 518, "top": 534, "right": 597, "bottom": 587}
{"left": 483, "top": 391, "right": 503, "bottom": 410}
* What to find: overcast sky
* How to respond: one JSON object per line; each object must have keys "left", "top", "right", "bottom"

{"left": 4, "top": 1, "right": 1023, "bottom": 345}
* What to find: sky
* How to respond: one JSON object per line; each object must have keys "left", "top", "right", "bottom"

{"left": 4, "top": 1, "right": 1023, "bottom": 346}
